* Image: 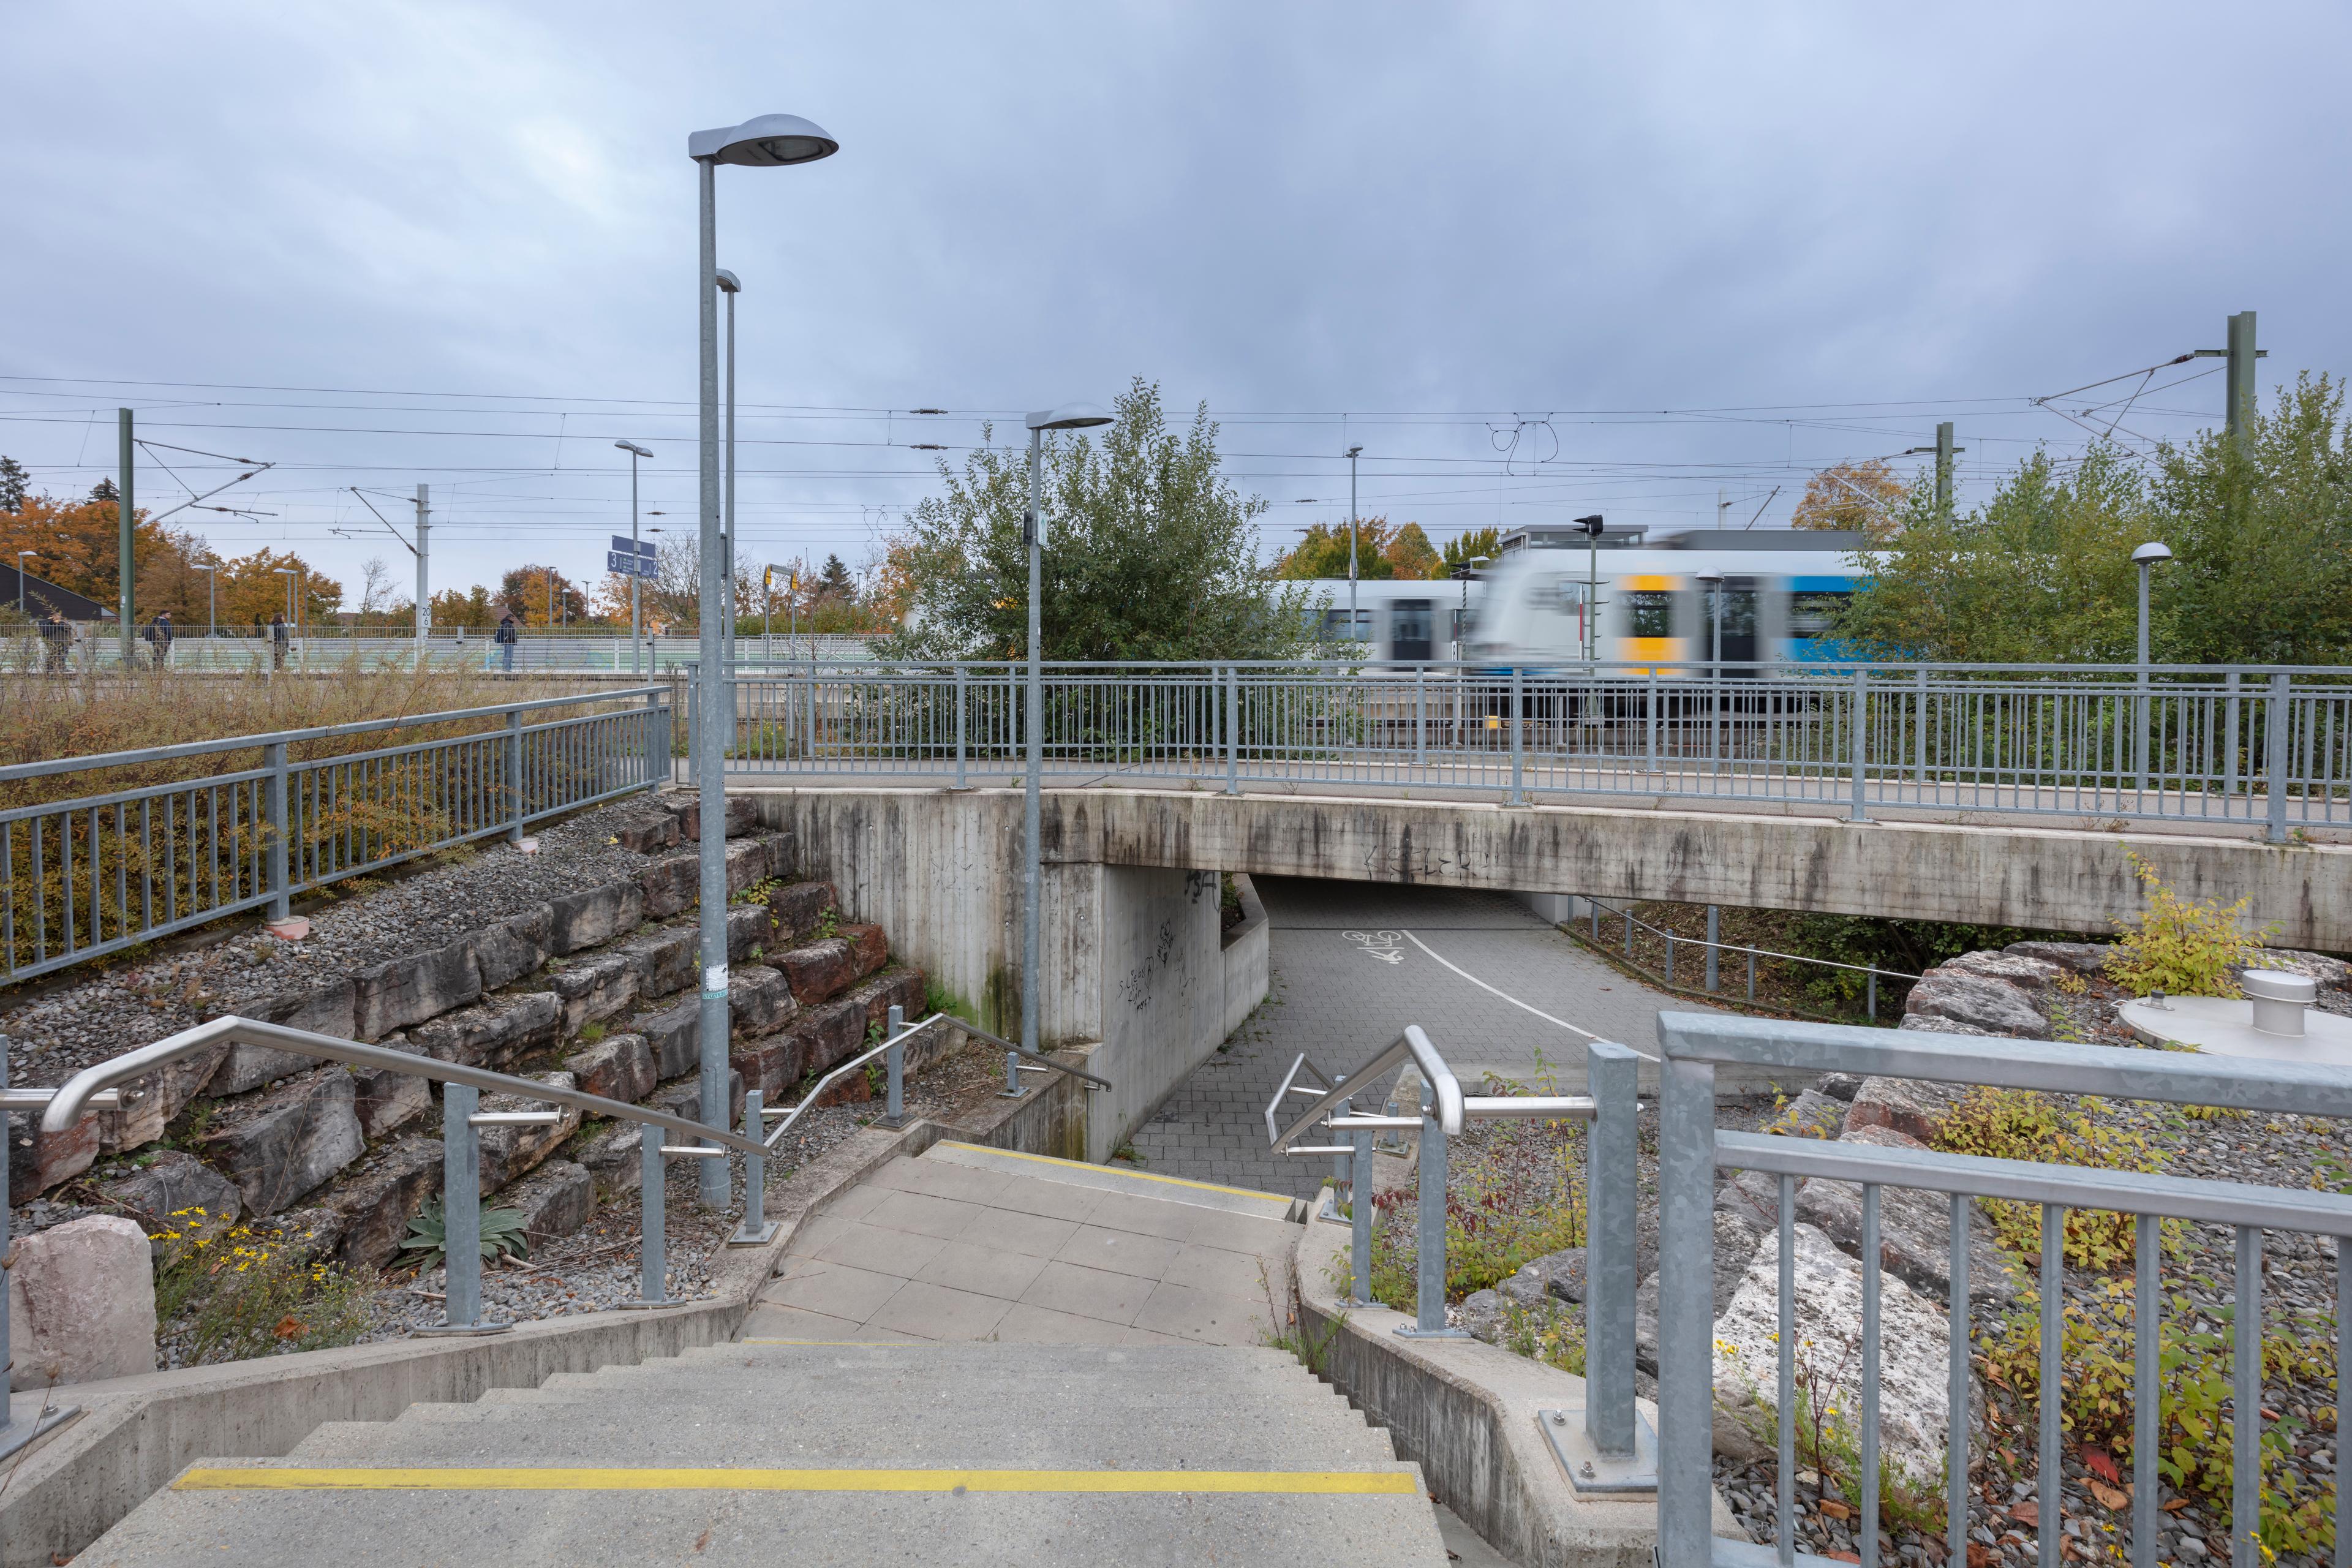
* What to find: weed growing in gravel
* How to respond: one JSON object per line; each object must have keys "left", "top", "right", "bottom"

{"left": 2106, "top": 850, "right": 2275, "bottom": 999}
{"left": 1982, "top": 1279, "right": 2335, "bottom": 1558}
{"left": 1366, "top": 1125, "right": 1588, "bottom": 1305}
{"left": 1496, "top": 1298, "right": 1586, "bottom": 1378}
{"left": 815, "top": 905, "right": 841, "bottom": 940}
{"left": 1932, "top": 1090, "right": 2168, "bottom": 1268}
{"left": 577, "top": 1020, "right": 606, "bottom": 1044}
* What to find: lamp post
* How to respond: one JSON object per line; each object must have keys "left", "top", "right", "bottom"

{"left": 1020, "top": 401, "right": 1113, "bottom": 1069}
{"left": 274, "top": 567, "right": 298, "bottom": 674}
{"left": 2132, "top": 541, "right": 2171, "bottom": 793}
{"left": 687, "top": 111, "right": 837, "bottom": 1208}
{"left": 1573, "top": 514, "right": 1604, "bottom": 662}
{"left": 616, "top": 441, "right": 653, "bottom": 677}
{"left": 13, "top": 551, "right": 32, "bottom": 617}
{"left": 716, "top": 268, "right": 742, "bottom": 703}
{"left": 1345, "top": 445, "right": 1363, "bottom": 646}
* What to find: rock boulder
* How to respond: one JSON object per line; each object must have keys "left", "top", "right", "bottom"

{"left": 7, "top": 1215, "right": 157, "bottom": 1389}
{"left": 196, "top": 1070, "right": 366, "bottom": 1215}
{"left": 1904, "top": 970, "right": 2049, "bottom": 1038}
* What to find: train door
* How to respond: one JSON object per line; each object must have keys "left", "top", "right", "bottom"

{"left": 1720, "top": 576, "right": 1760, "bottom": 677}
{"left": 1621, "top": 575, "right": 1680, "bottom": 671}
{"left": 1390, "top": 598, "right": 1434, "bottom": 663}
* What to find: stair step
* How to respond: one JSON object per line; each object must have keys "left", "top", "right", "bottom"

{"left": 89, "top": 1473, "right": 1450, "bottom": 1566}
{"left": 922, "top": 1140, "right": 1305, "bottom": 1224}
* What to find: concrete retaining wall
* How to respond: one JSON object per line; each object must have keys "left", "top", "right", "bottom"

{"left": 1219, "top": 872, "right": 1270, "bottom": 1044}
{"left": 743, "top": 785, "right": 2352, "bottom": 951}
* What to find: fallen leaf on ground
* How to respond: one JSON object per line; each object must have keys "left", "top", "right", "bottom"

{"left": 2010, "top": 1501, "right": 2040, "bottom": 1527}
{"left": 2081, "top": 1446, "right": 2121, "bottom": 1484}
{"left": 1818, "top": 1500, "right": 1855, "bottom": 1520}
{"left": 2089, "top": 1481, "right": 2130, "bottom": 1512}
{"left": 2160, "top": 1499, "right": 2193, "bottom": 1514}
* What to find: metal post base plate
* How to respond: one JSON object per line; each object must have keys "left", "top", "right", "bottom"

{"left": 0, "top": 1404, "right": 78, "bottom": 1461}
{"left": 414, "top": 1321, "right": 514, "bottom": 1338}
{"left": 1313, "top": 1194, "right": 1353, "bottom": 1227}
{"left": 618, "top": 1298, "right": 683, "bottom": 1311}
{"left": 726, "top": 1219, "right": 780, "bottom": 1247}
{"left": 1536, "top": 1404, "right": 1659, "bottom": 1494}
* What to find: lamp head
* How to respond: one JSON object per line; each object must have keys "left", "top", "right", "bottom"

{"left": 1697, "top": 568, "right": 1724, "bottom": 584}
{"left": 615, "top": 440, "right": 654, "bottom": 459}
{"left": 714, "top": 269, "right": 741, "bottom": 295}
{"left": 1346, "top": 445, "right": 1363, "bottom": 458}
{"left": 1026, "top": 402, "right": 1113, "bottom": 432}
{"left": 2132, "top": 541, "right": 2173, "bottom": 566}
{"left": 1574, "top": 513, "right": 1604, "bottom": 537}
{"left": 688, "top": 114, "right": 840, "bottom": 167}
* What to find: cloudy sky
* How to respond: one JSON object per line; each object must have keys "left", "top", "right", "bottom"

{"left": 2, "top": 2, "right": 2343, "bottom": 604}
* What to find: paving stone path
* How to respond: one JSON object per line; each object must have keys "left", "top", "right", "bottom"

{"left": 1129, "top": 876, "right": 1722, "bottom": 1197}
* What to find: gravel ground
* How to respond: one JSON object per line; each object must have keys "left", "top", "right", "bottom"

{"left": 154, "top": 1041, "right": 1005, "bottom": 1366}
{"left": 1, "top": 797, "right": 665, "bottom": 1085}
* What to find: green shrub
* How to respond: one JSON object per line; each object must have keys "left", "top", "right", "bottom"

{"left": 151, "top": 1219, "right": 375, "bottom": 1361}
{"left": 1985, "top": 1280, "right": 2334, "bottom": 1558}
{"left": 2106, "top": 848, "right": 2274, "bottom": 998}
{"left": 1931, "top": 1088, "right": 2169, "bottom": 1270}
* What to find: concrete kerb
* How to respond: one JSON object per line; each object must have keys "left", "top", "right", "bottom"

{"left": 1290, "top": 1193, "right": 1736, "bottom": 1568}
{"left": 0, "top": 1113, "right": 941, "bottom": 1567}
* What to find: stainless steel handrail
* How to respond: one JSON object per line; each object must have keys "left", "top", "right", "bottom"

{"left": 39, "top": 1015, "right": 765, "bottom": 1154}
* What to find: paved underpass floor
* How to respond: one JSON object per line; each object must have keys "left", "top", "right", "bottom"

{"left": 1131, "top": 877, "right": 1730, "bottom": 1199}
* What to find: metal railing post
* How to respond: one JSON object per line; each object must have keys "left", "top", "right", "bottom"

{"left": 1849, "top": 666, "right": 1869, "bottom": 822}
{"left": 505, "top": 708, "right": 526, "bottom": 843}
{"left": 881, "top": 1004, "right": 906, "bottom": 1128}
{"left": 1913, "top": 665, "right": 1929, "bottom": 801}
{"left": 1509, "top": 665, "right": 1525, "bottom": 805}
{"left": 2223, "top": 669, "right": 2241, "bottom": 803}
{"left": 729, "top": 1091, "right": 777, "bottom": 1245}
{"left": 1330, "top": 1088, "right": 1352, "bottom": 1210}
{"left": 1414, "top": 665, "right": 1426, "bottom": 769}
{"left": 1653, "top": 1047, "right": 1719, "bottom": 1567}
{"left": 1583, "top": 1040, "right": 1642, "bottom": 1458}
{"left": 2266, "top": 671, "right": 2290, "bottom": 843}
{"left": 685, "top": 676, "right": 699, "bottom": 786}
{"left": 644, "top": 690, "right": 664, "bottom": 787}
{"left": 429, "top": 1084, "right": 500, "bottom": 1333}
{"left": 263, "top": 740, "right": 290, "bottom": 919}
{"left": 1396, "top": 1079, "right": 1464, "bottom": 1338}
{"left": 954, "top": 665, "right": 967, "bottom": 788}
{"left": 1348, "top": 1104, "right": 1374, "bottom": 1309}
{"left": 1645, "top": 668, "right": 1659, "bottom": 773}
{"left": 1224, "top": 665, "right": 1239, "bottom": 795}
{"left": 640, "top": 1128, "right": 669, "bottom": 1303}
{"left": 1000, "top": 1049, "right": 1024, "bottom": 1098}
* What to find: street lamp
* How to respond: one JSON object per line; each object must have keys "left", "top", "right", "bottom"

{"left": 2132, "top": 540, "right": 2172, "bottom": 791}
{"left": 616, "top": 441, "right": 653, "bottom": 676}
{"left": 1021, "top": 401, "right": 1113, "bottom": 1071}
{"left": 14, "top": 551, "right": 33, "bottom": 617}
{"left": 715, "top": 268, "right": 742, "bottom": 688}
{"left": 686, "top": 111, "right": 837, "bottom": 1215}
{"left": 1573, "top": 514, "right": 1604, "bottom": 662}
{"left": 1345, "top": 445, "right": 1363, "bottom": 647}
{"left": 274, "top": 566, "right": 298, "bottom": 674}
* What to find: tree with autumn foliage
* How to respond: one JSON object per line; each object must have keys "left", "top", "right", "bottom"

{"left": 1271, "top": 516, "right": 1442, "bottom": 579}
{"left": 0, "top": 481, "right": 340, "bottom": 628}
{"left": 1792, "top": 458, "right": 1911, "bottom": 543}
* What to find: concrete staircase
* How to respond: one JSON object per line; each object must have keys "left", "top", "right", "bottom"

{"left": 77, "top": 1146, "right": 1450, "bottom": 1566}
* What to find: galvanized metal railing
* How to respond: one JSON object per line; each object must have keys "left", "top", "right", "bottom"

{"left": 1268, "top": 1027, "right": 1657, "bottom": 1491}
{"left": 1652, "top": 1011, "right": 2352, "bottom": 1568}
{"left": 1567, "top": 894, "right": 1918, "bottom": 1020}
{"left": 688, "top": 658, "right": 2352, "bottom": 839}
{"left": 0, "top": 688, "right": 670, "bottom": 983}
{"left": 32, "top": 1006, "right": 1111, "bottom": 1335}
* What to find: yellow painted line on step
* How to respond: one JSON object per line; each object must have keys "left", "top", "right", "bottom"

{"left": 932, "top": 1142, "right": 1289, "bottom": 1205}
{"left": 173, "top": 1467, "right": 1420, "bottom": 1496}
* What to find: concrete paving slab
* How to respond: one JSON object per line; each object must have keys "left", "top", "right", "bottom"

{"left": 867, "top": 1154, "right": 1019, "bottom": 1205}
{"left": 925, "top": 1140, "right": 1300, "bottom": 1223}
{"left": 863, "top": 1186, "right": 990, "bottom": 1241}
{"left": 759, "top": 1259, "right": 907, "bottom": 1322}
{"left": 1159, "top": 1241, "right": 1283, "bottom": 1301}
{"left": 1129, "top": 1281, "right": 1278, "bottom": 1346}
{"left": 949, "top": 1202, "right": 1084, "bottom": 1260}
{"left": 737, "top": 1304, "right": 903, "bottom": 1342}
{"left": 1052, "top": 1223, "right": 1183, "bottom": 1280}
{"left": 865, "top": 1280, "right": 1014, "bottom": 1342}
{"left": 912, "top": 1239, "right": 1052, "bottom": 1302}
{"left": 1017, "top": 1260, "right": 1155, "bottom": 1325}
{"left": 807, "top": 1218, "right": 948, "bottom": 1279}
{"left": 989, "top": 1303, "right": 1133, "bottom": 1346}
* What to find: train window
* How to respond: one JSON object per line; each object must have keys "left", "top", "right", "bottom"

{"left": 1626, "top": 590, "right": 1673, "bottom": 638}
{"left": 1789, "top": 591, "right": 1849, "bottom": 638}
{"left": 1320, "top": 609, "right": 1372, "bottom": 642}
{"left": 1720, "top": 589, "right": 1758, "bottom": 638}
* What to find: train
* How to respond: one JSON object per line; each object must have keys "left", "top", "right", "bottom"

{"left": 1295, "top": 529, "right": 1872, "bottom": 673}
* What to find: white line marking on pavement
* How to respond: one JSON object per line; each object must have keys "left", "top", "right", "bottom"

{"left": 1395, "top": 930, "right": 1661, "bottom": 1061}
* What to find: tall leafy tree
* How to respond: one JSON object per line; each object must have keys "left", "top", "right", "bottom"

{"left": 884, "top": 379, "right": 1308, "bottom": 661}
{"left": 1271, "top": 516, "right": 1440, "bottom": 579}
{"left": 1442, "top": 526, "right": 1502, "bottom": 570}
{"left": 1793, "top": 458, "right": 1910, "bottom": 542}
{"left": 0, "top": 456, "right": 27, "bottom": 513}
